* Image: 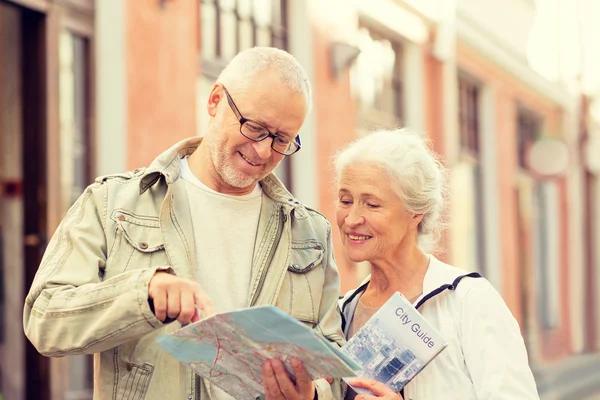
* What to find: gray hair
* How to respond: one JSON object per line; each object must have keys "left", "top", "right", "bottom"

{"left": 217, "top": 46, "right": 312, "bottom": 113}
{"left": 333, "top": 128, "right": 447, "bottom": 248}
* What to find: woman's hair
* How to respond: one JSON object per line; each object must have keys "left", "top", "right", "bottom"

{"left": 217, "top": 46, "right": 312, "bottom": 113}
{"left": 333, "top": 128, "right": 447, "bottom": 248}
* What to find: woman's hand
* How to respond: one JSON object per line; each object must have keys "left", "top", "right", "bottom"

{"left": 349, "top": 378, "right": 403, "bottom": 400}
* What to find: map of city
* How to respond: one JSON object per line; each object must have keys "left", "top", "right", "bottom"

{"left": 156, "top": 305, "right": 359, "bottom": 400}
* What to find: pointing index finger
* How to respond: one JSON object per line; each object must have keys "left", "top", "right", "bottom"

{"left": 194, "top": 289, "right": 215, "bottom": 317}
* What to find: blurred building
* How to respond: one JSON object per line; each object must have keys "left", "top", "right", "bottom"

{"left": 0, "top": 0, "right": 599, "bottom": 399}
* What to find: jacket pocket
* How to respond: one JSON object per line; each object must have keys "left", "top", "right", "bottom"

{"left": 116, "top": 361, "right": 154, "bottom": 400}
{"left": 104, "top": 210, "right": 170, "bottom": 278}
{"left": 288, "top": 241, "right": 324, "bottom": 274}
{"left": 280, "top": 241, "right": 326, "bottom": 326}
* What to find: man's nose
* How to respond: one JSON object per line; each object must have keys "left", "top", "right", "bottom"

{"left": 253, "top": 138, "right": 273, "bottom": 159}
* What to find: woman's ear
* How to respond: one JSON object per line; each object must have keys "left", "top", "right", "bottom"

{"left": 412, "top": 213, "right": 424, "bottom": 228}
{"left": 207, "top": 83, "right": 223, "bottom": 117}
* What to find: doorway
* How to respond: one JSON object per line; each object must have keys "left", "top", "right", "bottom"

{"left": 0, "top": 2, "right": 50, "bottom": 399}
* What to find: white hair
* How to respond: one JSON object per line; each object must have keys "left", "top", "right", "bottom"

{"left": 333, "top": 128, "right": 447, "bottom": 249}
{"left": 217, "top": 46, "right": 312, "bottom": 112}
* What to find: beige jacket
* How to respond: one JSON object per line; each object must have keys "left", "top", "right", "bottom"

{"left": 23, "top": 137, "right": 344, "bottom": 400}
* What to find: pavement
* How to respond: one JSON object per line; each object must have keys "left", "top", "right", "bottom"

{"left": 535, "top": 352, "right": 600, "bottom": 400}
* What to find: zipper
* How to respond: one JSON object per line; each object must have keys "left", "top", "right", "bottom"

{"left": 194, "top": 373, "right": 201, "bottom": 400}
{"left": 250, "top": 206, "right": 286, "bottom": 306}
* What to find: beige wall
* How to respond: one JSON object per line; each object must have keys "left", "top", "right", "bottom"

{"left": 308, "top": 0, "right": 360, "bottom": 292}
{"left": 125, "top": 0, "right": 198, "bottom": 169}
{"left": 95, "top": 0, "right": 127, "bottom": 176}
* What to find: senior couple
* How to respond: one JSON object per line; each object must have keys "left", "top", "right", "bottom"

{"left": 23, "top": 47, "right": 539, "bottom": 400}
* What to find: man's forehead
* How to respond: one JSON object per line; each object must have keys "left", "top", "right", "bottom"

{"left": 232, "top": 87, "right": 306, "bottom": 126}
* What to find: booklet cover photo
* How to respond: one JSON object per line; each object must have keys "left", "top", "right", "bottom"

{"left": 343, "top": 292, "right": 447, "bottom": 395}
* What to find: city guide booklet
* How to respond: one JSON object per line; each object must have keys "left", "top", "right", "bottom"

{"left": 343, "top": 292, "right": 447, "bottom": 396}
{"left": 156, "top": 292, "right": 446, "bottom": 399}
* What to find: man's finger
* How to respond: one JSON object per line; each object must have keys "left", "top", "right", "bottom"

{"left": 194, "top": 289, "right": 215, "bottom": 317}
{"left": 262, "top": 360, "right": 283, "bottom": 399}
{"left": 166, "top": 288, "right": 181, "bottom": 319}
{"left": 149, "top": 288, "right": 167, "bottom": 322}
{"left": 270, "top": 358, "right": 298, "bottom": 399}
{"left": 177, "top": 290, "right": 195, "bottom": 324}
{"left": 191, "top": 307, "right": 201, "bottom": 323}
{"left": 291, "top": 358, "right": 313, "bottom": 398}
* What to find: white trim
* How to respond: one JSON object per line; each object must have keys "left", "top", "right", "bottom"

{"left": 354, "top": 0, "right": 429, "bottom": 45}
{"left": 540, "top": 182, "right": 561, "bottom": 329}
{"left": 95, "top": 0, "right": 127, "bottom": 175}
{"left": 442, "top": 58, "right": 459, "bottom": 162}
{"left": 593, "top": 176, "right": 600, "bottom": 349}
{"left": 456, "top": 9, "right": 574, "bottom": 110}
{"left": 563, "top": 99, "right": 586, "bottom": 353}
{"left": 402, "top": 41, "right": 425, "bottom": 132}
{"left": 479, "top": 84, "right": 503, "bottom": 291}
{"left": 288, "top": 0, "right": 318, "bottom": 208}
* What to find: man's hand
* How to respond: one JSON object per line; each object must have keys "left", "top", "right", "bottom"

{"left": 148, "top": 271, "right": 214, "bottom": 324}
{"left": 349, "top": 378, "right": 403, "bottom": 400}
{"left": 262, "top": 358, "right": 315, "bottom": 400}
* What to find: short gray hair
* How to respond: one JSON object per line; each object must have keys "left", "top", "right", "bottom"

{"left": 333, "top": 128, "right": 447, "bottom": 248}
{"left": 217, "top": 46, "right": 312, "bottom": 112}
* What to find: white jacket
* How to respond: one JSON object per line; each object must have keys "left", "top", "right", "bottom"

{"left": 339, "top": 255, "right": 540, "bottom": 400}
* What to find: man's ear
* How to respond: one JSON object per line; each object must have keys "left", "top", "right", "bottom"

{"left": 207, "top": 83, "right": 223, "bottom": 117}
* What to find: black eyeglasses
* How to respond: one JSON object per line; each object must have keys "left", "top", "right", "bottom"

{"left": 222, "top": 85, "right": 302, "bottom": 156}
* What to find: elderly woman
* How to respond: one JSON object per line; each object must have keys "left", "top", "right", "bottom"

{"left": 334, "top": 129, "right": 539, "bottom": 400}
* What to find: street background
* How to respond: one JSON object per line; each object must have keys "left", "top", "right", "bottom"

{"left": 1, "top": 0, "right": 599, "bottom": 399}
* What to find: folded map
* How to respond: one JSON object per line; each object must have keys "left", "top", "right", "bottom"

{"left": 156, "top": 305, "right": 360, "bottom": 400}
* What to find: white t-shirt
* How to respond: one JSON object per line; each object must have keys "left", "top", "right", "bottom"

{"left": 180, "top": 157, "right": 262, "bottom": 400}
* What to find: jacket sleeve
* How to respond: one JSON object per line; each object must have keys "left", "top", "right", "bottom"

{"left": 23, "top": 181, "right": 166, "bottom": 357}
{"left": 313, "top": 223, "right": 345, "bottom": 400}
{"left": 460, "top": 280, "right": 540, "bottom": 400}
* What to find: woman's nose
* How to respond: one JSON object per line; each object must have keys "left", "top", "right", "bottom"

{"left": 345, "top": 207, "right": 364, "bottom": 227}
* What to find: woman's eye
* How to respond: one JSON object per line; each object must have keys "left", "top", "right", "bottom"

{"left": 367, "top": 203, "right": 380, "bottom": 208}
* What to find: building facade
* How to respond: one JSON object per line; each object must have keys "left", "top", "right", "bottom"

{"left": 1, "top": 0, "right": 599, "bottom": 399}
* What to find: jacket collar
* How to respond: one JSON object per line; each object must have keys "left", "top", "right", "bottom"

{"left": 340, "top": 255, "right": 475, "bottom": 308}
{"left": 339, "top": 255, "right": 481, "bottom": 334}
{"left": 422, "top": 256, "right": 476, "bottom": 293}
{"left": 138, "top": 137, "right": 302, "bottom": 208}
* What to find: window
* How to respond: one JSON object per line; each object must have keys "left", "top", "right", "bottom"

{"left": 198, "top": 0, "right": 293, "bottom": 189}
{"left": 517, "top": 108, "right": 542, "bottom": 169}
{"left": 351, "top": 26, "right": 403, "bottom": 130}
{"left": 454, "top": 75, "right": 486, "bottom": 274}
{"left": 59, "top": 30, "right": 92, "bottom": 212}
{"left": 516, "top": 108, "right": 559, "bottom": 330}
{"left": 200, "top": 0, "right": 288, "bottom": 77}
{"left": 532, "top": 181, "right": 561, "bottom": 329}
{"left": 458, "top": 76, "right": 480, "bottom": 157}
{"left": 58, "top": 28, "right": 94, "bottom": 399}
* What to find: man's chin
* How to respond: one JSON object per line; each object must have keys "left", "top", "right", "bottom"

{"left": 223, "top": 171, "right": 262, "bottom": 189}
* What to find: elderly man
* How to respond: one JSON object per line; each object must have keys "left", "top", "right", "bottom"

{"left": 23, "top": 47, "right": 343, "bottom": 400}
